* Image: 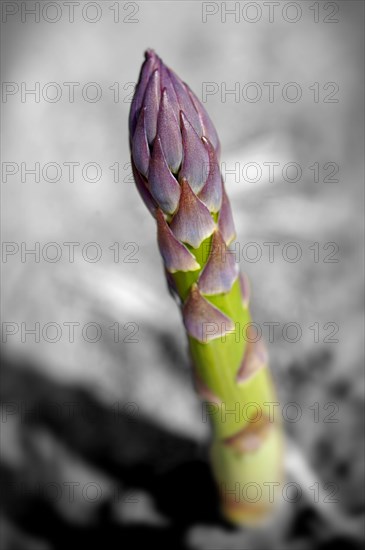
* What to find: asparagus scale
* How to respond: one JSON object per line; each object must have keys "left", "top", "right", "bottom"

{"left": 129, "top": 50, "right": 282, "bottom": 525}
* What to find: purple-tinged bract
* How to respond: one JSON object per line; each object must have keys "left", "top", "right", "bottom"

{"left": 149, "top": 136, "right": 181, "bottom": 214}
{"left": 198, "top": 230, "right": 238, "bottom": 295}
{"left": 157, "top": 89, "right": 182, "bottom": 173}
{"left": 179, "top": 111, "right": 209, "bottom": 193}
{"left": 198, "top": 137, "right": 222, "bottom": 213}
{"left": 156, "top": 209, "right": 200, "bottom": 273}
{"left": 132, "top": 107, "right": 150, "bottom": 177}
{"left": 183, "top": 284, "right": 235, "bottom": 342}
{"left": 170, "top": 179, "right": 215, "bottom": 249}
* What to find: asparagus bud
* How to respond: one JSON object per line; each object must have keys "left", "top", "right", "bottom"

{"left": 129, "top": 50, "right": 283, "bottom": 525}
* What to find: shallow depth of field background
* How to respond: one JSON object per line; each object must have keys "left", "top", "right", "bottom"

{"left": 1, "top": 1, "right": 364, "bottom": 548}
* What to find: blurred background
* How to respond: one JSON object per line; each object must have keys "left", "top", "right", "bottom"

{"left": 1, "top": 0, "right": 364, "bottom": 548}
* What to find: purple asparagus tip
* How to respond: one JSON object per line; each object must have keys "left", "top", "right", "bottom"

{"left": 129, "top": 50, "right": 237, "bottom": 291}
{"left": 129, "top": 50, "right": 221, "bottom": 187}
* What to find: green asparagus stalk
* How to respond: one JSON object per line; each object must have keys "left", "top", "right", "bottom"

{"left": 129, "top": 50, "right": 283, "bottom": 525}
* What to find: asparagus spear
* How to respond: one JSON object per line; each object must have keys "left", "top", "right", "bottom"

{"left": 129, "top": 50, "right": 283, "bottom": 525}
